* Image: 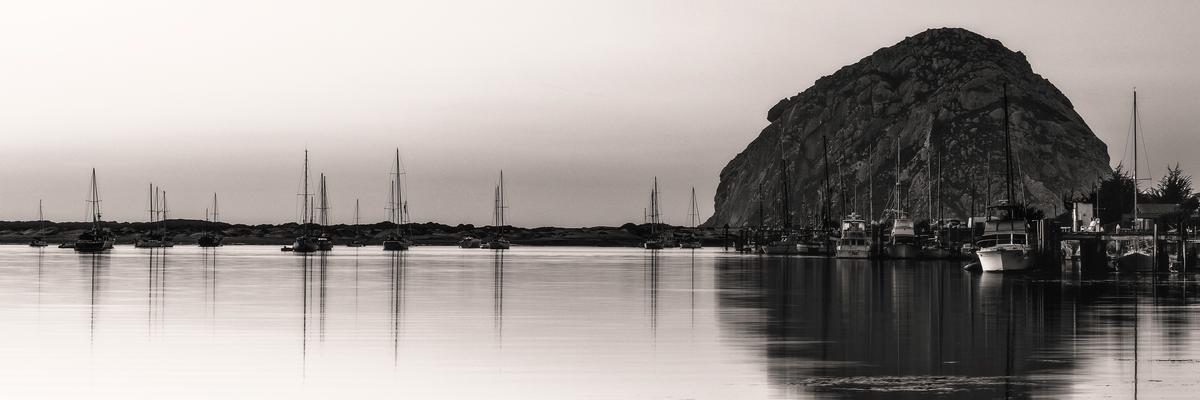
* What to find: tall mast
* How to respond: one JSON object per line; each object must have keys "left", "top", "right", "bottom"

{"left": 822, "top": 135, "right": 831, "bottom": 230}
{"left": 895, "top": 130, "right": 902, "bottom": 217}
{"left": 688, "top": 187, "right": 699, "bottom": 228}
{"left": 1132, "top": 90, "right": 1139, "bottom": 222}
{"left": 89, "top": 168, "right": 101, "bottom": 229}
{"left": 213, "top": 193, "right": 219, "bottom": 224}
{"left": 394, "top": 149, "right": 403, "bottom": 235}
{"left": 869, "top": 143, "right": 874, "bottom": 222}
{"left": 928, "top": 138, "right": 933, "bottom": 223}
{"left": 302, "top": 150, "right": 310, "bottom": 235}
{"left": 354, "top": 198, "right": 360, "bottom": 237}
{"left": 499, "top": 171, "right": 506, "bottom": 228}
{"left": 1002, "top": 83, "right": 1015, "bottom": 205}
{"left": 317, "top": 173, "right": 329, "bottom": 228}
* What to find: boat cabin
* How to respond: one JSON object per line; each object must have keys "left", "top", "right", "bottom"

{"left": 978, "top": 202, "right": 1028, "bottom": 248}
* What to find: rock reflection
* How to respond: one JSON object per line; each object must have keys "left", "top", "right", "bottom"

{"left": 715, "top": 257, "right": 1079, "bottom": 398}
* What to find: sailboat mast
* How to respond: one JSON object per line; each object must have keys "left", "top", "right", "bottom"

{"left": 90, "top": 168, "right": 100, "bottom": 229}
{"left": 1002, "top": 83, "right": 1015, "bottom": 204}
{"left": 394, "top": 149, "right": 402, "bottom": 235}
{"left": 822, "top": 135, "right": 831, "bottom": 230}
{"left": 302, "top": 150, "right": 310, "bottom": 235}
{"left": 1133, "top": 90, "right": 1139, "bottom": 222}
{"left": 895, "top": 131, "right": 902, "bottom": 216}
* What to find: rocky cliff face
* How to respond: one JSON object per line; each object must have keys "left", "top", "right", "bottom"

{"left": 707, "top": 28, "right": 1111, "bottom": 227}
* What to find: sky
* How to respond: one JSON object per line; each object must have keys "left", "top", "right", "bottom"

{"left": 1, "top": 0, "right": 1198, "bottom": 227}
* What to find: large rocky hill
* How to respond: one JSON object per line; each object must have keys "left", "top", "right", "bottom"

{"left": 707, "top": 28, "right": 1111, "bottom": 227}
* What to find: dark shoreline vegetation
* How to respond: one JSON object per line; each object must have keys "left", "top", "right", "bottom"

{"left": 0, "top": 220, "right": 724, "bottom": 247}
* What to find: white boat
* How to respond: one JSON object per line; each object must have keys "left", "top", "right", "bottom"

{"left": 976, "top": 85, "right": 1033, "bottom": 273}
{"left": 976, "top": 205, "right": 1033, "bottom": 272}
{"left": 835, "top": 213, "right": 870, "bottom": 259}
{"left": 885, "top": 215, "right": 920, "bottom": 259}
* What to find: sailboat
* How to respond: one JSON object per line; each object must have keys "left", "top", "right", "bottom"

{"left": 486, "top": 171, "right": 512, "bottom": 250}
{"left": 1118, "top": 90, "right": 1155, "bottom": 271}
{"left": 29, "top": 200, "right": 48, "bottom": 247}
{"left": 382, "top": 149, "right": 411, "bottom": 251}
{"left": 976, "top": 84, "right": 1034, "bottom": 272}
{"left": 315, "top": 174, "right": 334, "bottom": 251}
{"left": 680, "top": 187, "right": 703, "bottom": 249}
{"left": 884, "top": 130, "right": 919, "bottom": 259}
{"left": 921, "top": 144, "right": 953, "bottom": 259}
{"left": 291, "top": 151, "right": 319, "bottom": 253}
{"left": 346, "top": 199, "right": 366, "bottom": 247}
{"left": 135, "top": 184, "right": 175, "bottom": 248}
{"left": 765, "top": 117, "right": 799, "bottom": 255}
{"left": 198, "top": 193, "right": 223, "bottom": 247}
{"left": 643, "top": 177, "right": 666, "bottom": 249}
{"left": 74, "top": 169, "right": 115, "bottom": 253}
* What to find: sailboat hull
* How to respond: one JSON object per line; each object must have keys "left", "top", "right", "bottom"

{"left": 383, "top": 240, "right": 409, "bottom": 251}
{"left": 978, "top": 245, "right": 1033, "bottom": 272}
{"left": 836, "top": 245, "right": 869, "bottom": 259}
{"left": 764, "top": 242, "right": 798, "bottom": 255}
{"left": 292, "top": 237, "right": 319, "bottom": 253}
{"left": 74, "top": 240, "right": 114, "bottom": 253}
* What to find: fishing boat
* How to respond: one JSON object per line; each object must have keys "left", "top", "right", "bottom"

{"left": 884, "top": 129, "right": 919, "bottom": 259}
{"left": 1115, "top": 90, "right": 1156, "bottom": 271}
{"left": 346, "top": 199, "right": 366, "bottom": 247}
{"left": 292, "top": 151, "right": 319, "bottom": 253}
{"left": 74, "top": 169, "right": 115, "bottom": 253}
{"left": 382, "top": 149, "right": 411, "bottom": 251}
{"left": 835, "top": 213, "right": 870, "bottom": 258}
{"left": 486, "top": 171, "right": 512, "bottom": 250}
{"left": 135, "top": 184, "right": 175, "bottom": 248}
{"left": 680, "top": 187, "right": 703, "bottom": 249}
{"left": 976, "top": 84, "right": 1034, "bottom": 272}
{"left": 198, "top": 193, "right": 223, "bottom": 247}
{"left": 29, "top": 200, "right": 48, "bottom": 247}
{"left": 643, "top": 177, "right": 666, "bottom": 249}
{"left": 315, "top": 174, "right": 334, "bottom": 251}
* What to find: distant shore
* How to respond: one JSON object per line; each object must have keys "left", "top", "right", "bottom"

{"left": 0, "top": 220, "right": 724, "bottom": 247}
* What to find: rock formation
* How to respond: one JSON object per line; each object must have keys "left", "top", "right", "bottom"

{"left": 707, "top": 28, "right": 1111, "bottom": 227}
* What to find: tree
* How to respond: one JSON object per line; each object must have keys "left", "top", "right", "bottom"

{"left": 1073, "top": 166, "right": 1135, "bottom": 224}
{"left": 1149, "top": 163, "right": 1193, "bottom": 203}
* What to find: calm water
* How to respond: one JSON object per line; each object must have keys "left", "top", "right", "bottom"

{"left": 0, "top": 246, "right": 1197, "bottom": 399}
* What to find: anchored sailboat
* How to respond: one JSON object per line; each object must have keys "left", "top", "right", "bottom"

{"left": 315, "top": 174, "right": 334, "bottom": 251}
{"left": 198, "top": 193, "right": 223, "bottom": 247}
{"left": 643, "top": 177, "right": 666, "bottom": 249}
{"left": 680, "top": 187, "right": 703, "bottom": 249}
{"left": 135, "top": 184, "right": 175, "bottom": 248}
{"left": 347, "top": 199, "right": 365, "bottom": 247}
{"left": 1118, "top": 90, "right": 1155, "bottom": 271}
{"left": 884, "top": 130, "right": 919, "bottom": 259}
{"left": 291, "top": 150, "right": 319, "bottom": 253}
{"left": 74, "top": 169, "right": 115, "bottom": 253}
{"left": 382, "top": 149, "right": 412, "bottom": 251}
{"left": 29, "top": 200, "right": 48, "bottom": 247}
{"left": 486, "top": 171, "right": 511, "bottom": 250}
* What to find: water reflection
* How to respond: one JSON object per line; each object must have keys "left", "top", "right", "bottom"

{"left": 494, "top": 249, "right": 504, "bottom": 346}
{"left": 714, "top": 256, "right": 1200, "bottom": 398}
{"left": 0, "top": 247, "right": 1196, "bottom": 399}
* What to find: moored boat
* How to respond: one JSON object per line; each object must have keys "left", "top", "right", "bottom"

{"left": 74, "top": 169, "right": 115, "bottom": 253}
{"left": 835, "top": 213, "right": 870, "bottom": 259}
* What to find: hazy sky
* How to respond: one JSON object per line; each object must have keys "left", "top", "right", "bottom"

{"left": 2, "top": 0, "right": 1198, "bottom": 226}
